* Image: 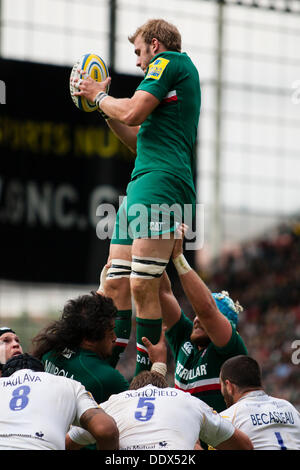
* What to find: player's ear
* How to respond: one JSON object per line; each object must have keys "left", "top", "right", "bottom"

{"left": 225, "top": 379, "right": 234, "bottom": 395}
{"left": 151, "top": 38, "right": 160, "bottom": 53}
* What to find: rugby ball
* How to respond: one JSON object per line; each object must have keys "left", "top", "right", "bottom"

{"left": 70, "top": 53, "right": 109, "bottom": 112}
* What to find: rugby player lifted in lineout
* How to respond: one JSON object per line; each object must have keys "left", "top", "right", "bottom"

{"left": 72, "top": 19, "right": 201, "bottom": 375}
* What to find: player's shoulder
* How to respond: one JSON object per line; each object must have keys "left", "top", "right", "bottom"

{"left": 37, "top": 370, "right": 84, "bottom": 392}
{"left": 102, "top": 388, "right": 129, "bottom": 405}
{"left": 175, "top": 387, "right": 210, "bottom": 410}
{"left": 160, "top": 50, "right": 191, "bottom": 60}
{"left": 78, "top": 349, "right": 109, "bottom": 371}
{"left": 220, "top": 401, "right": 240, "bottom": 421}
{"left": 152, "top": 51, "right": 193, "bottom": 68}
{"left": 268, "top": 395, "right": 300, "bottom": 413}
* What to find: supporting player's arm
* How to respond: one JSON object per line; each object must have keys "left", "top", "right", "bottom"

{"left": 79, "top": 408, "right": 119, "bottom": 450}
{"left": 215, "top": 428, "right": 253, "bottom": 450}
{"left": 171, "top": 225, "right": 232, "bottom": 347}
{"left": 159, "top": 271, "right": 182, "bottom": 330}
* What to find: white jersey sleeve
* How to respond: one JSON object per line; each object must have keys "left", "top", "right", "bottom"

{"left": 68, "top": 399, "right": 111, "bottom": 445}
{"left": 68, "top": 425, "right": 96, "bottom": 445}
{"left": 198, "top": 400, "right": 235, "bottom": 447}
{"left": 71, "top": 381, "right": 100, "bottom": 426}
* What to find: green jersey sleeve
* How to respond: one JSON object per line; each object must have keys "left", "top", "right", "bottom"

{"left": 137, "top": 54, "right": 179, "bottom": 101}
{"left": 212, "top": 323, "right": 248, "bottom": 356}
{"left": 165, "top": 311, "right": 193, "bottom": 359}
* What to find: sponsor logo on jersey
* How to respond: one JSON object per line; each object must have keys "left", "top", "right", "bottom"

{"left": 146, "top": 58, "right": 169, "bottom": 80}
{"left": 136, "top": 347, "right": 150, "bottom": 366}
{"left": 62, "top": 347, "right": 75, "bottom": 359}
{"left": 159, "top": 441, "right": 168, "bottom": 447}
{"left": 181, "top": 341, "right": 193, "bottom": 356}
{"left": 125, "top": 389, "right": 178, "bottom": 398}
{"left": 149, "top": 221, "right": 164, "bottom": 232}
{"left": 176, "top": 361, "right": 208, "bottom": 380}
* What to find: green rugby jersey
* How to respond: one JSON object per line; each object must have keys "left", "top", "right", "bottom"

{"left": 165, "top": 312, "right": 248, "bottom": 413}
{"left": 42, "top": 348, "right": 129, "bottom": 404}
{"left": 132, "top": 51, "right": 201, "bottom": 192}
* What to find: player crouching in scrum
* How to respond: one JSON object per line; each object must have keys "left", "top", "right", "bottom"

{"left": 66, "top": 365, "right": 253, "bottom": 450}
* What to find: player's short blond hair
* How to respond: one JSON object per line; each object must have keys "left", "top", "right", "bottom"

{"left": 129, "top": 371, "right": 168, "bottom": 390}
{"left": 128, "top": 19, "right": 181, "bottom": 52}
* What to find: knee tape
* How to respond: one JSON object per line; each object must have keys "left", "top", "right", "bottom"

{"left": 107, "top": 259, "right": 132, "bottom": 279}
{"left": 131, "top": 255, "right": 168, "bottom": 279}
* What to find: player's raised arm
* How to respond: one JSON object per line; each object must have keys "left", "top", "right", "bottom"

{"left": 171, "top": 224, "right": 233, "bottom": 347}
{"left": 159, "top": 271, "right": 182, "bottom": 330}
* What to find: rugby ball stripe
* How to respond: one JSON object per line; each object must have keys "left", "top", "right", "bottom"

{"left": 70, "top": 53, "right": 109, "bottom": 113}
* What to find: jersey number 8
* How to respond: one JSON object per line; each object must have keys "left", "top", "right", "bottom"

{"left": 9, "top": 386, "right": 31, "bottom": 411}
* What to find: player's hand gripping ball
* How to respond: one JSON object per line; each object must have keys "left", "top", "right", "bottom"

{"left": 69, "top": 53, "right": 109, "bottom": 112}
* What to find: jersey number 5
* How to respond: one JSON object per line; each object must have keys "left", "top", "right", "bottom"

{"left": 134, "top": 397, "right": 156, "bottom": 422}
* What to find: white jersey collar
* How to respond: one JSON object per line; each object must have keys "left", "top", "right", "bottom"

{"left": 237, "top": 390, "right": 266, "bottom": 402}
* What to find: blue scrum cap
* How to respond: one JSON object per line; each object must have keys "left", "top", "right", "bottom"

{"left": 211, "top": 291, "right": 243, "bottom": 327}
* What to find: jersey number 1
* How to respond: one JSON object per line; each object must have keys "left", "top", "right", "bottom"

{"left": 275, "top": 432, "right": 287, "bottom": 450}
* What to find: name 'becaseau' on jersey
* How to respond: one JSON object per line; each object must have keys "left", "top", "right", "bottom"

{"left": 221, "top": 390, "right": 300, "bottom": 450}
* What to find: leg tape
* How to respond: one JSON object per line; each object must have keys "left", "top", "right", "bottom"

{"left": 107, "top": 259, "right": 132, "bottom": 279}
{"left": 131, "top": 255, "right": 168, "bottom": 279}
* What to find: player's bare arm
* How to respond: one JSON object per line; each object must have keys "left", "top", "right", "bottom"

{"left": 106, "top": 119, "right": 139, "bottom": 154}
{"left": 73, "top": 75, "right": 160, "bottom": 126}
{"left": 172, "top": 224, "right": 232, "bottom": 347}
{"left": 159, "top": 271, "right": 182, "bottom": 330}
{"left": 215, "top": 428, "right": 253, "bottom": 450}
{"left": 80, "top": 407, "right": 119, "bottom": 450}
{"left": 101, "top": 89, "right": 160, "bottom": 126}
